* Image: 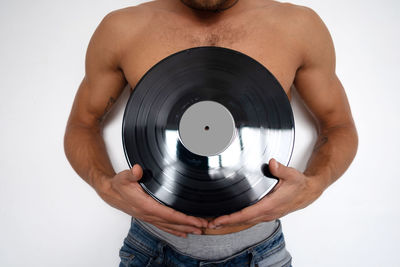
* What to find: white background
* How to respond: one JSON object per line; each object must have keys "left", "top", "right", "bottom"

{"left": 0, "top": 0, "right": 399, "bottom": 266}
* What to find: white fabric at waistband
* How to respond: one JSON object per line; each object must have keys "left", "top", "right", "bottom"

{"left": 134, "top": 217, "right": 280, "bottom": 260}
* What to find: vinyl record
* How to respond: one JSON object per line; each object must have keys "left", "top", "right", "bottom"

{"left": 122, "top": 46, "right": 294, "bottom": 217}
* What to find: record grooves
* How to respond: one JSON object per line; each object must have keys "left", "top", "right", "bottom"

{"left": 122, "top": 46, "right": 294, "bottom": 217}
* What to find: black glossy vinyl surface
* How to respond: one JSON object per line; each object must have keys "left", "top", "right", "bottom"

{"left": 122, "top": 46, "right": 294, "bottom": 217}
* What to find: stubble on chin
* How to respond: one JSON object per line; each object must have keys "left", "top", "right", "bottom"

{"left": 181, "top": 0, "right": 232, "bottom": 11}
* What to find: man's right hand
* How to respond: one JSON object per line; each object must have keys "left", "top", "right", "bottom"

{"left": 96, "top": 164, "right": 208, "bottom": 238}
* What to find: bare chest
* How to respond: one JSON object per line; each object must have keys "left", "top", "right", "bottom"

{"left": 120, "top": 14, "right": 301, "bottom": 96}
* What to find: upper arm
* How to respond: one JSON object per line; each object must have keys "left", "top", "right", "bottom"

{"left": 293, "top": 7, "right": 355, "bottom": 131}
{"left": 67, "top": 11, "right": 127, "bottom": 129}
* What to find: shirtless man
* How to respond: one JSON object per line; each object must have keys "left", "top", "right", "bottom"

{"left": 64, "top": 0, "right": 358, "bottom": 266}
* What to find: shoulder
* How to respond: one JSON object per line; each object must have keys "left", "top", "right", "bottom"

{"left": 261, "top": 2, "right": 334, "bottom": 66}
{"left": 260, "top": 1, "right": 328, "bottom": 35}
{"left": 87, "top": 3, "right": 158, "bottom": 61}
{"left": 276, "top": 2, "right": 321, "bottom": 20}
{"left": 254, "top": 1, "right": 332, "bottom": 47}
{"left": 281, "top": 3, "right": 331, "bottom": 43}
{"left": 96, "top": 4, "right": 155, "bottom": 35}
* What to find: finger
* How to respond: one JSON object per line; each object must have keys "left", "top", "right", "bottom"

{"left": 156, "top": 221, "right": 202, "bottom": 235}
{"left": 153, "top": 224, "right": 188, "bottom": 238}
{"left": 245, "top": 214, "right": 277, "bottom": 225}
{"left": 129, "top": 164, "right": 143, "bottom": 182}
{"left": 146, "top": 202, "right": 208, "bottom": 229}
{"left": 143, "top": 214, "right": 205, "bottom": 232}
{"left": 208, "top": 204, "right": 261, "bottom": 229}
{"left": 140, "top": 214, "right": 204, "bottom": 233}
{"left": 113, "top": 165, "right": 143, "bottom": 186}
{"left": 269, "top": 158, "right": 294, "bottom": 180}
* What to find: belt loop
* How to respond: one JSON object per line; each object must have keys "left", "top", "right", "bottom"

{"left": 154, "top": 241, "right": 166, "bottom": 265}
{"left": 248, "top": 248, "right": 256, "bottom": 267}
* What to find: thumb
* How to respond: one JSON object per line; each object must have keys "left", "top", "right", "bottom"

{"left": 268, "top": 158, "right": 292, "bottom": 179}
{"left": 128, "top": 164, "right": 143, "bottom": 182}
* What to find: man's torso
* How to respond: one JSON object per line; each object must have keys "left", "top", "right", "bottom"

{"left": 109, "top": 0, "right": 308, "bottom": 234}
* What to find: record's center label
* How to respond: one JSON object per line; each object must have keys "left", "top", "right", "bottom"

{"left": 178, "top": 100, "right": 236, "bottom": 157}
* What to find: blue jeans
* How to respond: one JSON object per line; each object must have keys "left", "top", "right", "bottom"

{"left": 119, "top": 218, "right": 292, "bottom": 267}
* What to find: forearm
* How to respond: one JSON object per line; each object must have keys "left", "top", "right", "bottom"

{"left": 64, "top": 123, "right": 115, "bottom": 192}
{"left": 303, "top": 122, "right": 358, "bottom": 191}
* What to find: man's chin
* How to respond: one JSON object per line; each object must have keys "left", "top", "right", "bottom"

{"left": 181, "top": 0, "right": 231, "bottom": 12}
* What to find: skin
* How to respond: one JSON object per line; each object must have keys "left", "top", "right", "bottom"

{"left": 64, "top": 0, "right": 358, "bottom": 237}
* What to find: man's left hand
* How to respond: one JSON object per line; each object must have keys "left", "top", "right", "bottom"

{"left": 207, "top": 158, "right": 326, "bottom": 229}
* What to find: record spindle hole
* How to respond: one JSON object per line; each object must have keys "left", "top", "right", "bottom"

{"left": 204, "top": 125, "right": 210, "bottom": 131}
